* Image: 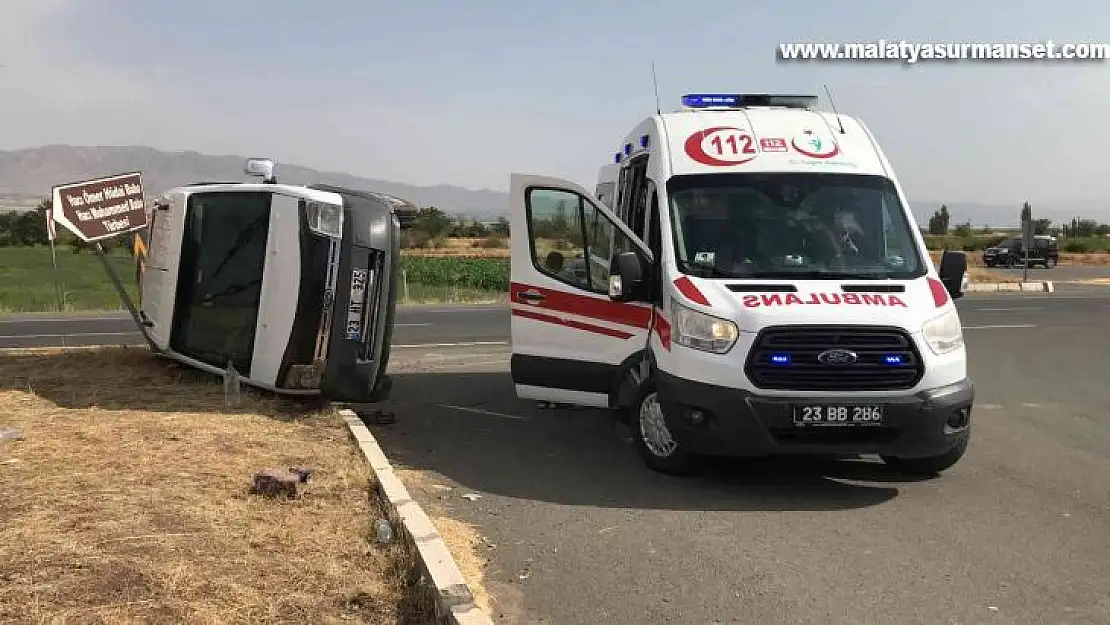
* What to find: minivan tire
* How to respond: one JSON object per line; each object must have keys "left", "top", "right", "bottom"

{"left": 1044, "top": 257, "right": 1056, "bottom": 269}
{"left": 881, "top": 435, "right": 969, "bottom": 477}
{"left": 631, "top": 378, "right": 702, "bottom": 476}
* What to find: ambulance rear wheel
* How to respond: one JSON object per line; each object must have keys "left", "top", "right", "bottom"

{"left": 632, "top": 380, "right": 700, "bottom": 476}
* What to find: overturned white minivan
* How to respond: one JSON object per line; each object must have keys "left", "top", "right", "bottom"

{"left": 507, "top": 93, "right": 972, "bottom": 476}
{"left": 135, "top": 159, "right": 416, "bottom": 403}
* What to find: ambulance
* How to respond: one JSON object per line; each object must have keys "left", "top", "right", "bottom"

{"left": 507, "top": 93, "right": 973, "bottom": 476}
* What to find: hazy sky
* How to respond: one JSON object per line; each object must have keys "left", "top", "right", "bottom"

{"left": 1, "top": 0, "right": 1107, "bottom": 204}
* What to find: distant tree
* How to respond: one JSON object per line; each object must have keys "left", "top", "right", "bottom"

{"left": 927, "top": 204, "right": 950, "bottom": 235}
{"left": 412, "top": 207, "right": 454, "bottom": 238}
{"left": 1020, "top": 201, "right": 1032, "bottom": 224}
{"left": 1032, "top": 219, "right": 1052, "bottom": 235}
{"left": 952, "top": 220, "right": 973, "bottom": 237}
{"left": 491, "top": 216, "right": 510, "bottom": 236}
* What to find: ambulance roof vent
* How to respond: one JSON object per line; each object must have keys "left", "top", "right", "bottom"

{"left": 681, "top": 93, "right": 818, "bottom": 110}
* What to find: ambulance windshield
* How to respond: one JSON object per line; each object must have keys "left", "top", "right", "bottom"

{"left": 667, "top": 172, "right": 926, "bottom": 280}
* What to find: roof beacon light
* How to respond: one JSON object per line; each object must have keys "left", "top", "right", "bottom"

{"left": 681, "top": 93, "right": 819, "bottom": 110}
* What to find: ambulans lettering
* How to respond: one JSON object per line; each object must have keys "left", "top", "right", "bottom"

{"left": 740, "top": 293, "right": 907, "bottom": 308}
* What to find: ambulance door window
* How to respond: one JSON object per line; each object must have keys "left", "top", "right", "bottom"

{"left": 526, "top": 187, "right": 631, "bottom": 295}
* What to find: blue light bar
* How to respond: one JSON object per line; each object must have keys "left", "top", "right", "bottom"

{"left": 623, "top": 143, "right": 632, "bottom": 156}
{"left": 681, "top": 93, "right": 819, "bottom": 110}
{"left": 770, "top": 353, "right": 792, "bottom": 366}
{"left": 614, "top": 152, "right": 622, "bottom": 163}
{"left": 884, "top": 354, "right": 905, "bottom": 365}
{"left": 639, "top": 134, "right": 650, "bottom": 148}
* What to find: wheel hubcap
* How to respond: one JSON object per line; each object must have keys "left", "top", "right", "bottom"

{"left": 639, "top": 392, "right": 678, "bottom": 458}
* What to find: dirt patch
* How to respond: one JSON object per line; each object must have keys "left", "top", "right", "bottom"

{"left": 967, "top": 267, "right": 1023, "bottom": 284}
{"left": 0, "top": 347, "right": 434, "bottom": 624}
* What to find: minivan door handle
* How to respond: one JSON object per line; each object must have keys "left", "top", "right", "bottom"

{"left": 516, "top": 289, "right": 545, "bottom": 304}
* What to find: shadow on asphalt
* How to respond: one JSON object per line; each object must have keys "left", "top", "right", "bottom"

{"left": 368, "top": 370, "right": 922, "bottom": 513}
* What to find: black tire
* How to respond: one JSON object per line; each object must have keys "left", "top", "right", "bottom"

{"left": 630, "top": 378, "right": 702, "bottom": 476}
{"left": 1045, "top": 257, "right": 1056, "bottom": 269}
{"left": 881, "top": 435, "right": 969, "bottom": 477}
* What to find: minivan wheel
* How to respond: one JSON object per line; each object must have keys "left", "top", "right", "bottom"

{"left": 632, "top": 381, "right": 701, "bottom": 476}
{"left": 1045, "top": 257, "right": 1056, "bottom": 268}
{"left": 881, "top": 435, "right": 969, "bottom": 477}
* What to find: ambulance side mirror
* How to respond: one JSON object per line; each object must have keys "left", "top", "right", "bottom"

{"left": 938, "top": 250, "right": 968, "bottom": 299}
{"left": 609, "top": 251, "right": 649, "bottom": 303}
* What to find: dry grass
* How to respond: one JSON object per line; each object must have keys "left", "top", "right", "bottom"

{"left": 0, "top": 347, "right": 435, "bottom": 625}
{"left": 967, "top": 267, "right": 1022, "bottom": 284}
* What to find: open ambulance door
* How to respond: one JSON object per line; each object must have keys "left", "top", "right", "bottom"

{"left": 509, "top": 173, "right": 654, "bottom": 407}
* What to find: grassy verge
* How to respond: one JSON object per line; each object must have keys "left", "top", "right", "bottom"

{"left": 0, "top": 347, "right": 443, "bottom": 624}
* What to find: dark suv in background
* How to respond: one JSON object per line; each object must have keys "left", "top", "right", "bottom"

{"left": 982, "top": 235, "right": 1059, "bottom": 268}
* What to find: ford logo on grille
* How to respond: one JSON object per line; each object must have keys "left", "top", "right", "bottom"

{"left": 817, "top": 349, "right": 858, "bottom": 365}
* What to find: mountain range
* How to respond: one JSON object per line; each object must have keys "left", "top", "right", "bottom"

{"left": 0, "top": 145, "right": 508, "bottom": 219}
{"left": 0, "top": 145, "right": 1106, "bottom": 227}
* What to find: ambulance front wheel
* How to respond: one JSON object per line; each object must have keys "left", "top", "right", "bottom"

{"left": 632, "top": 380, "right": 701, "bottom": 476}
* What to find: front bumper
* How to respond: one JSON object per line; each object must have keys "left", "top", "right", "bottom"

{"left": 656, "top": 372, "right": 973, "bottom": 458}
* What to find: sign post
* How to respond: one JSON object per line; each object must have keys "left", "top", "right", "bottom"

{"left": 1020, "top": 202, "right": 1033, "bottom": 283}
{"left": 50, "top": 172, "right": 157, "bottom": 350}
{"left": 44, "top": 204, "right": 64, "bottom": 311}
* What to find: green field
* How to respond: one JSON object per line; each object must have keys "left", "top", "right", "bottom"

{"left": 0, "top": 246, "right": 510, "bottom": 314}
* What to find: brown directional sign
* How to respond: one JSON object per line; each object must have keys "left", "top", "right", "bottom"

{"left": 51, "top": 172, "right": 147, "bottom": 243}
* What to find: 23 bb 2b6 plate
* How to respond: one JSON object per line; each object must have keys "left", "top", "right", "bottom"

{"left": 793, "top": 404, "right": 884, "bottom": 427}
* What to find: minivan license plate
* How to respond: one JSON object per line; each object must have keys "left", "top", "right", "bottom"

{"left": 793, "top": 404, "right": 884, "bottom": 426}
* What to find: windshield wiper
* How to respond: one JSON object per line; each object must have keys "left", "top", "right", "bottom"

{"left": 746, "top": 270, "right": 891, "bottom": 280}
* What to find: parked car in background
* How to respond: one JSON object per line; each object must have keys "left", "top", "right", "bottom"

{"left": 982, "top": 235, "right": 1058, "bottom": 268}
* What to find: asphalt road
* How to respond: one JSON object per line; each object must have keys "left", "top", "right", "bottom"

{"left": 4, "top": 294, "right": 1110, "bottom": 623}
{"left": 0, "top": 304, "right": 509, "bottom": 350}
{"left": 1, "top": 286, "right": 1108, "bottom": 349}
{"left": 367, "top": 294, "right": 1110, "bottom": 625}
{"left": 978, "top": 262, "right": 1110, "bottom": 283}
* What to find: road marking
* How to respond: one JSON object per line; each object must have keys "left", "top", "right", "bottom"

{"left": 395, "top": 341, "right": 508, "bottom": 348}
{"left": 395, "top": 323, "right": 431, "bottom": 327}
{"left": 0, "top": 332, "right": 136, "bottom": 339}
{"left": 973, "top": 307, "right": 1042, "bottom": 312}
{"left": 963, "top": 324, "right": 1036, "bottom": 330}
{"left": 440, "top": 404, "right": 529, "bottom": 420}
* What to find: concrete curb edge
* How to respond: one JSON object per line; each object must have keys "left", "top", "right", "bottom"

{"left": 340, "top": 409, "right": 493, "bottom": 625}
{"left": 965, "top": 281, "right": 1054, "bottom": 293}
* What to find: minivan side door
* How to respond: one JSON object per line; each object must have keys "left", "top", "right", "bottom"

{"left": 508, "top": 173, "right": 653, "bottom": 407}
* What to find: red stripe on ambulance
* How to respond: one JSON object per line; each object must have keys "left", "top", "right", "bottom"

{"left": 741, "top": 292, "right": 908, "bottom": 308}
{"left": 510, "top": 281, "right": 652, "bottom": 329}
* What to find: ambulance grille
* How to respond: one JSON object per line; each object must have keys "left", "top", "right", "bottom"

{"left": 745, "top": 325, "right": 924, "bottom": 391}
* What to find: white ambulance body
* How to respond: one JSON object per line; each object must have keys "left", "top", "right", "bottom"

{"left": 508, "top": 93, "right": 973, "bottom": 476}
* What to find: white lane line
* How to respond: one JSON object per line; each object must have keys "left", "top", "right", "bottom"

{"left": 440, "top": 404, "right": 530, "bottom": 421}
{"left": 0, "top": 332, "right": 136, "bottom": 339}
{"left": 394, "top": 341, "right": 508, "bottom": 348}
{"left": 963, "top": 324, "right": 1036, "bottom": 330}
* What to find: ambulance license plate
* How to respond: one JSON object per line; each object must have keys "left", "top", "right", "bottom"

{"left": 792, "top": 404, "right": 884, "bottom": 426}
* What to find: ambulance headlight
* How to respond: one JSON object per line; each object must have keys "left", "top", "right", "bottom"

{"left": 669, "top": 299, "right": 739, "bottom": 354}
{"left": 921, "top": 309, "right": 964, "bottom": 355}
{"left": 306, "top": 201, "right": 344, "bottom": 238}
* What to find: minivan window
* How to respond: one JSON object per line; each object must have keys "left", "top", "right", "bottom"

{"left": 666, "top": 172, "right": 926, "bottom": 280}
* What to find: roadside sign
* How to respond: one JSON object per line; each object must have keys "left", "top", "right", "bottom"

{"left": 50, "top": 172, "right": 147, "bottom": 242}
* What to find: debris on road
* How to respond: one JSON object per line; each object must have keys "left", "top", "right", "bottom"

{"left": 462, "top": 493, "right": 482, "bottom": 501}
{"left": 249, "top": 466, "right": 315, "bottom": 499}
{"left": 0, "top": 428, "right": 24, "bottom": 442}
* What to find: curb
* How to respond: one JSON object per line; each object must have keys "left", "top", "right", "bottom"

{"left": 340, "top": 409, "right": 493, "bottom": 625}
{"left": 964, "top": 281, "right": 1054, "bottom": 293}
